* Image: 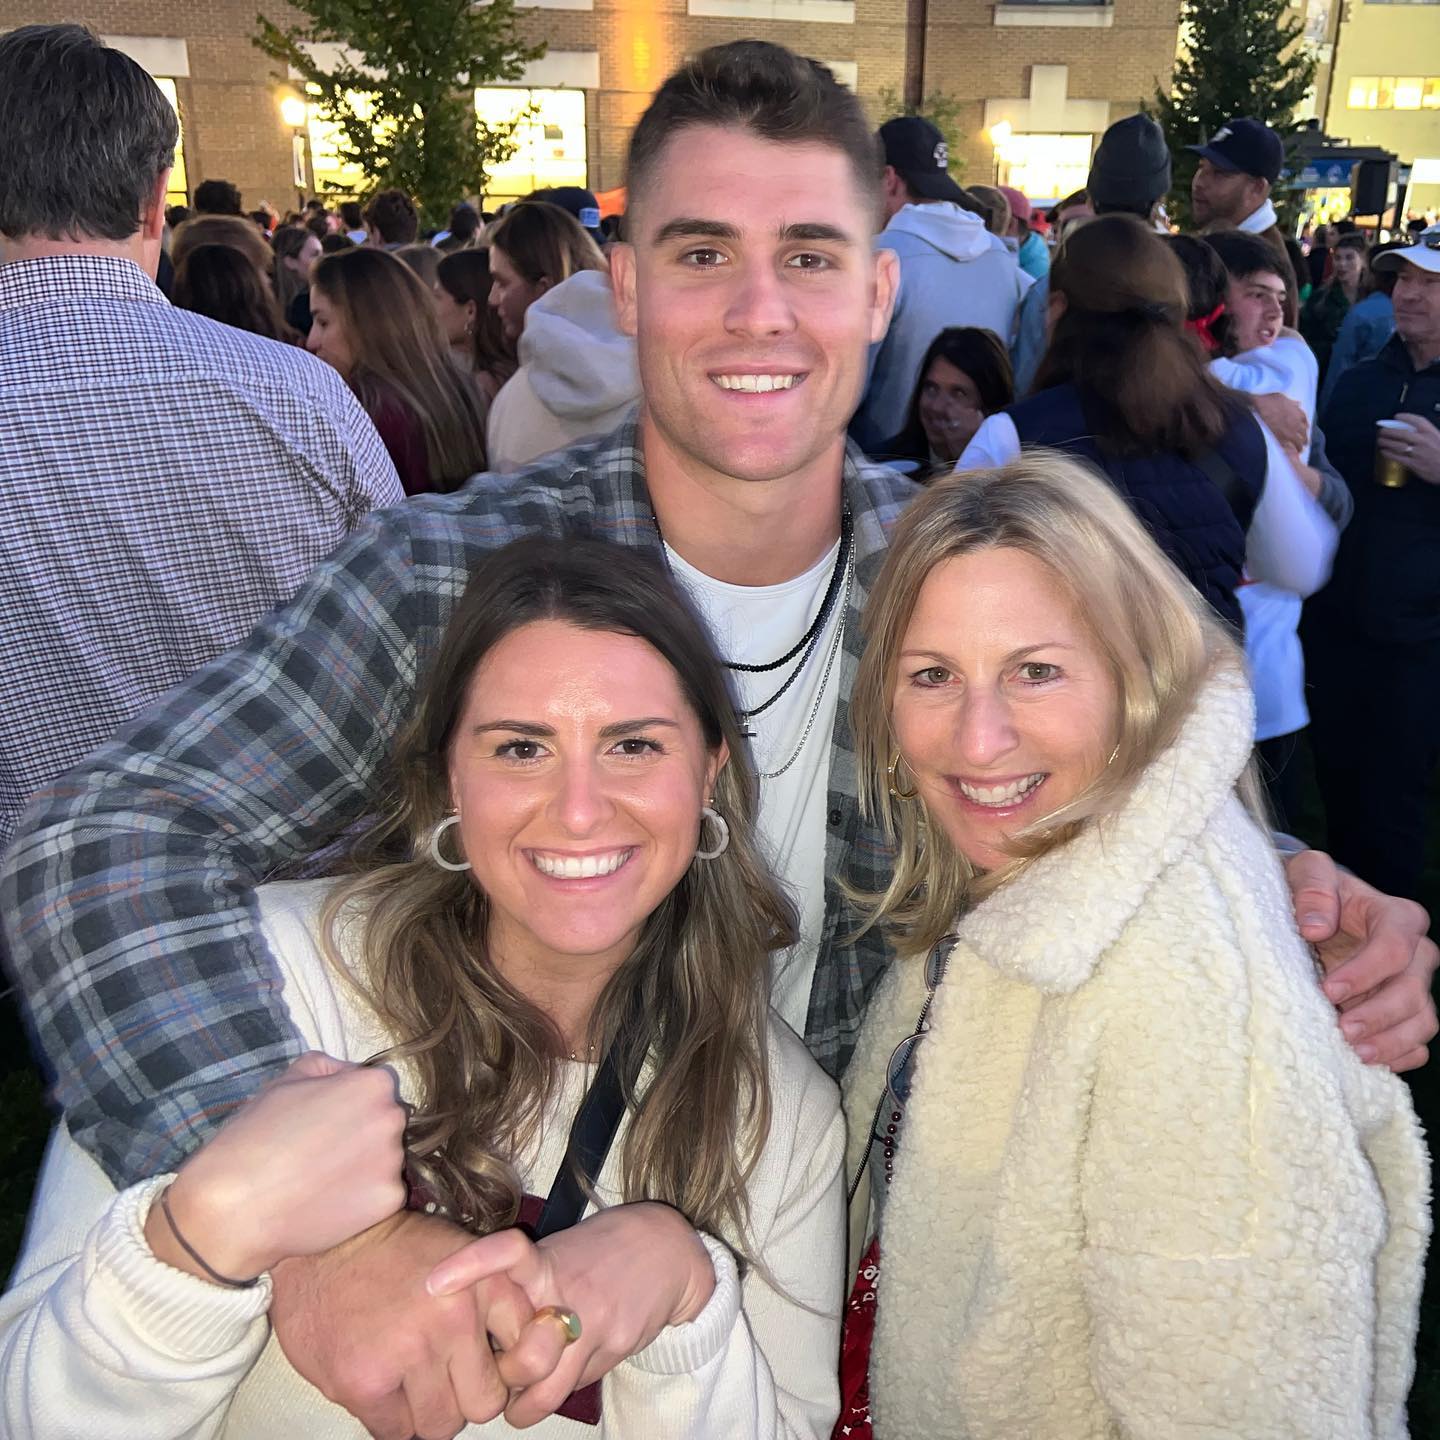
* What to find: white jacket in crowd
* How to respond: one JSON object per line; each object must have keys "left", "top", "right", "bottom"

{"left": 486, "top": 270, "right": 641, "bottom": 473}
{"left": 0, "top": 880, "right": 845, "bottom": 1440}
{"left": 844, "top": 668, "right": 1428, "bottom": 1440}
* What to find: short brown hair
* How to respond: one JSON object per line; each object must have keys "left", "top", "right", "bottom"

{"left": 365, "top": 188, "right": 419, "bottom": 246}
{"left": 624, "top": 40, "right": 882, "bottom": 229}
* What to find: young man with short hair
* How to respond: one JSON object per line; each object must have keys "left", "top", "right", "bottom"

{"left": 3, "top": 38, "right": 1434, "bottom": 1438}
{"left": 364, "top": 188, "right": 419, "bottom": 248}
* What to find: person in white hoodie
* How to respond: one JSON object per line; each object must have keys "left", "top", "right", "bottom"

{"left": 849, "top": 116, "right": 1030, "bottom": 454}
{"left": 486, "top": 268, "right": 641, "bottom": 472}
{"left": 1202, "top": 228, "right": 1346, "bottom": 827}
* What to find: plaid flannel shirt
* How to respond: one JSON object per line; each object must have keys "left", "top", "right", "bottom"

{"left": 2, "top": 418, "right": 920, "bottom": 1186}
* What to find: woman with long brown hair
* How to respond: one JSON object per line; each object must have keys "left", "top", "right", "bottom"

{"left": 307, "top": 246, "right": 489, "bottom": 495}
{"left": 0, "top": 538, "right": 845, "bottom": 1438}
{"left": 487, "top": 201, "right": 607, "bottom": 345}
{"left": 435, "top": 248, "right": 517, "bottom": 402}
{"left": 956, "top": 214, "right": 1327, "bottom": 629}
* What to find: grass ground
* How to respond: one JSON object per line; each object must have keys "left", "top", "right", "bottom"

{"left": 1, "top": 749, "right": 1437, "bottom": 1428}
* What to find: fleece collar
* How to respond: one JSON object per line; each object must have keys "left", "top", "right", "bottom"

{"left": 956, "top": 667, "right": 1255, "bottom": 994}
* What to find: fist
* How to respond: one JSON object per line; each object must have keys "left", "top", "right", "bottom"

{"left": 162, "top": 1053, "right": 410, "bottom": 1281}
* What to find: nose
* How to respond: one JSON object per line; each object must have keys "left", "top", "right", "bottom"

{"left": 952, "top": 686, "right": 1019, "bottom": 769}
{"left": 305, "top": 327, "right": 321, "bottom": 355}
{"left": 723, "top": 258, "right": 797, "bottom": 341}
{"left": 549, "top": 754, "right": 616, "bottom": 837}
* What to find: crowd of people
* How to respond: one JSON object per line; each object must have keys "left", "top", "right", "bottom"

{"left": 2, "top": 20, "right": 1440, "bottom": 1440}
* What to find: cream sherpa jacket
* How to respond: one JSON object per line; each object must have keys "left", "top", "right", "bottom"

{"left": 842, "top": 668, "right": 1429, "bottom": 1440}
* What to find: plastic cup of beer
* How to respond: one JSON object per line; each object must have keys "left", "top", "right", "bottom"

{"left": 1375, "top": 418, "right": 1416, "bottom": 488}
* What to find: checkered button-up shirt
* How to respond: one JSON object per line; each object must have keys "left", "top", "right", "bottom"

{"left": 0, "top": 255, "right": 403, "bottom": 852}
{"left": 2, "top": 417, "right": 917, "bottom": 1185}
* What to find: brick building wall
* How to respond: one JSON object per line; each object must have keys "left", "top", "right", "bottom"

{"left": 8, "top": 0, "right": 1179, "bottom": 211}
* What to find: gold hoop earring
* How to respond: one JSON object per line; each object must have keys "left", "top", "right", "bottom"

{"left": 887, "top": 751, "right": 918, "bottom": 801}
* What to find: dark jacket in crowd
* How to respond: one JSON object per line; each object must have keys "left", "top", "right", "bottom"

{"left": 1300, "top": 283, "right": 1352, "bottom": 384}
{"left": 1310, "top": 334, "right": 1440, "bottom": 646}
{"left": 1006, "top": 383, "right": 1264, "bottom": 629}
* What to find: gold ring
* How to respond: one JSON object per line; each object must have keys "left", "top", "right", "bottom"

{"left": 533, "top": 1305, "right": 582, "bottom": 1345}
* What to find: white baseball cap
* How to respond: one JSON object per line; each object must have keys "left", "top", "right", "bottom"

{"left": 1374, "top": 224, "right": 1440, "bottom": 276}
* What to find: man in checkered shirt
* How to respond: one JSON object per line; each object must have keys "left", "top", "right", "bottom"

{"left": 4, "top": 33, "right": 1437, "bottom": 1437}
{"left": 0, "top": 25, "right": 403, "bottom": 856}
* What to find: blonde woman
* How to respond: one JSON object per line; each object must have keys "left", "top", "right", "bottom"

{"left": 1, "top": 538, "right": 844, "bottom": 1439}
{"left": 839, "top": 455, "right": 1428, "bottom": 1439}
{"left": 307, "top": 246, "right": 489, "bottom": 494}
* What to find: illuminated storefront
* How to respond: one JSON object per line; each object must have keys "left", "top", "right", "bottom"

{"left": 992, "top": 132, "right": 1093, "bottom": 202}
{"left": 474, "top": 87, "right": 588, "bottom": 206}
{"left": 155, "top": 77, "right": 190, "bottom": 210}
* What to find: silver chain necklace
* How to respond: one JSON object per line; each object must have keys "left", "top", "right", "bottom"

{"left": 755, "top": 549, "right": 852, "bottom": 781}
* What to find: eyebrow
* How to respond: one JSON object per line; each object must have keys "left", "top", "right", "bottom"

{"left": 650, "top": 217, "right": 855, "bottom": 247}
{"left": 469, "top": 717, "right": 683, "bottom": 739}
{"left": 897, "top": 642, "right": 1079, "bottom": 663}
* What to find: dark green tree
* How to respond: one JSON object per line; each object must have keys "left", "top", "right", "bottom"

{"left": 255, "top": 0, "right": 545, "bottom": 226}
{"left": 1152, "top": 0, "right": 1317, "bottom": 228}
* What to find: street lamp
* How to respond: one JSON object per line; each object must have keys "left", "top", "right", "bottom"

{"left": 279, "top": 93, "right": 309, "bottom": 209}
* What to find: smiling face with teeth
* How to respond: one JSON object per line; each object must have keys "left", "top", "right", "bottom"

{"left": 446, "top": 619, "right": 725, "bottom": 989}
{"left": 610, "top": 125, "right": 898, "bottom": 503}
{"left": 890, "top": 547, "right": 1120, "bottom": 871}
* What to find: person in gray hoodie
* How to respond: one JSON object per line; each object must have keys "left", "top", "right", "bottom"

{"left": 485, "top": 267, "right": 641, "bottom": 471}
{"left": 848, "top": 116, "right": 1030, "bottom": 453}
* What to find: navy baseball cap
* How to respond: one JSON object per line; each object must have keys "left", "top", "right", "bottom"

{"left": 526, "top": 186, "right": 604, "bottom": 244}
{"left": 879, "top": 116, "right": 972, "bottom": 206}
{"left": 1187, "top": 118, "right": 1284, "bottom": 184}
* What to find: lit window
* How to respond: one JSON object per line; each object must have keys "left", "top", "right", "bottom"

{"left": 994, "top": 133, "right": 1093, "bottom": 202}
{"left": 1394, "top": 76, "right": 1424, "bottom": 108}
{"left": 474, "top": 88, "right": 587, "bottom": 207}
{"left": 306, "top": 88, "right": 393, "bottom": 196}
{"left": 1422, "top": 76, "right": 1440, "bottom": 108}
{"left": 1348, "top": 75, "right": 1379, "bottom": 108}
{"left": 154, "top": 77, "right": 188, "bottom": 208}
{"left": 1377, "top": 76, "right": 1396, "bottom": 107}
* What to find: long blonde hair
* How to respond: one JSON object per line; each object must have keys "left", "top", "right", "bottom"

{"left": 849, "top": 451, "right": 1262, "bottom": 955}
{"left": 322, "top": 537, "right": 793, "bottom": 1248}
{"left": 311, "top": 247, "right": 489, "bottom": 491}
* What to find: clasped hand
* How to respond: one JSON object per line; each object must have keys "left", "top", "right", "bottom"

{"left": 426, "top": 1201, "right": 717, "bottom": 1430}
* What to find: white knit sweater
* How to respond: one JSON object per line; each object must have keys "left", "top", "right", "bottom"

{"left": 0, "top": 880, "right": 845, "bottom": 1440}
{"left": 843, "top": 668, "right": 1430, "bottom": 1440}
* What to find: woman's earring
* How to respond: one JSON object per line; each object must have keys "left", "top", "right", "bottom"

{"left": 427, "top": 812, "right": 471, "bottom": 872}
{"left": 694, "top": 804, "right": 730, "bottom": 861}
{"left": 887, "top": 751, "right": 918, "bottom": 801}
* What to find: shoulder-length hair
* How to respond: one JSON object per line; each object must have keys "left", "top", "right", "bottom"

{"left": 322, "top": 536, "right": 793, "bottom": 1249}
{"left": 848, "top": 451, "right": 1261, "bottom": 956}
{"left": 1035, "top": 214, "right": 1242, "bottom": 459}
{"left": 311, "top": 246, "right": 489, "bottom": 491}
{"left": 885, "top": 326, "right": 1014, "bottom": 463}
{"left": 172, "top": 242, "right": 293, "bottom": 343}
{"left": 488, "top": 201, "right": 606, "bottom": 288}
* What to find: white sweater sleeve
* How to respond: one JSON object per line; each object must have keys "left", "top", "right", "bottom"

{"left": 954, "top": 413, "right": 1022, "bottom": 472}
{"left": 600, "top": 1066, "right": 847, "bottom": 1439}
{"left": 1243, "top": 419, "right": 1338, "bottom": 597}
{"left": 0, "top": 1134, "right": 272, "bottom": 1440}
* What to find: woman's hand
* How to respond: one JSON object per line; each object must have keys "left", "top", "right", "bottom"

{"left": 1379, "top": 413, "right": 1440, "bottom": 486}
{"left": 146, "top": 1051, "right": 409, "bottom": 1284}
{"left": 426, "top": 1202, "right": 717, "bottom": 1428}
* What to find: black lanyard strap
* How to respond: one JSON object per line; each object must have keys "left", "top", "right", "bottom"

{"left": 534, "top": 1006, "right": 648, "bottom": 1239}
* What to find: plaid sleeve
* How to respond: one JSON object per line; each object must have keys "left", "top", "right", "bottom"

{"left": 1, "top": 501, "right": 472, "bottom": 1185}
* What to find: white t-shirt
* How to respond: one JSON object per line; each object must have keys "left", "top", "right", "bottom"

{"left": 664, "top": 543, "right": 846, "bottom": 1034}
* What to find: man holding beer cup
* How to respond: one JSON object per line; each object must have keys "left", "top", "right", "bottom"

{"left": 1302, "top": 223, "right": 1440, "bottom": 901}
